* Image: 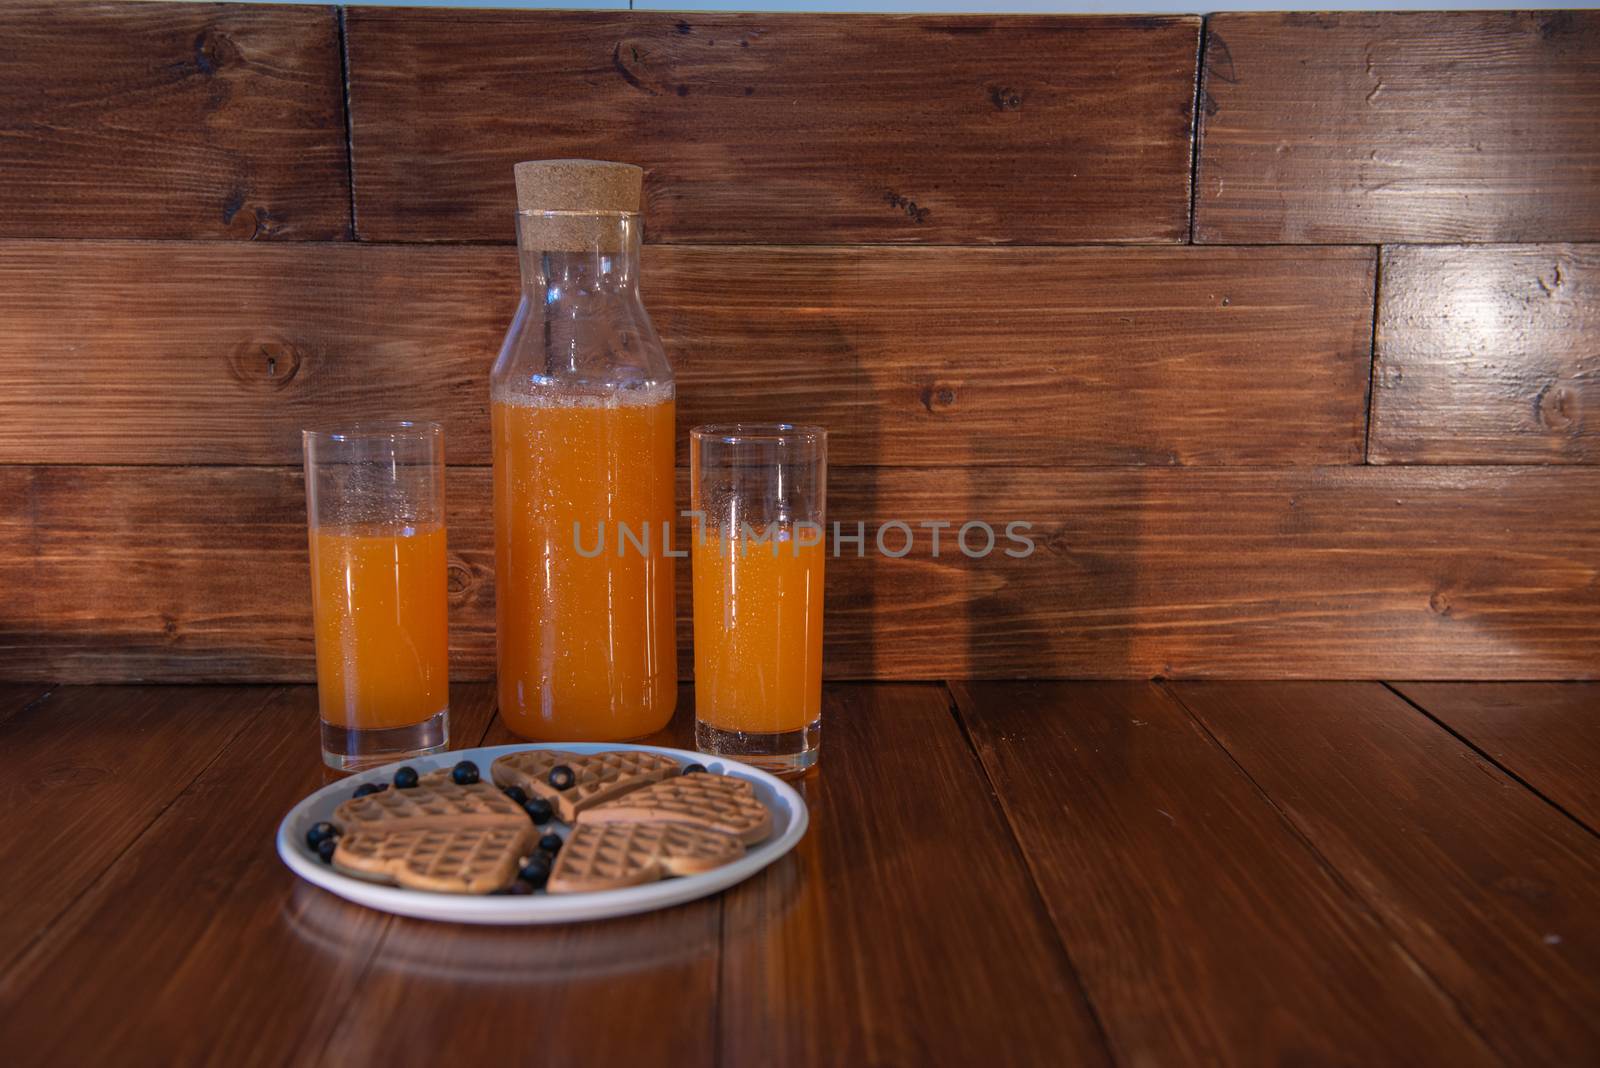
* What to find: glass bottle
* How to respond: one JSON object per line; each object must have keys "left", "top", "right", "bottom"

{"left": 490, "top": 160, "right": 677, "bottom": 741}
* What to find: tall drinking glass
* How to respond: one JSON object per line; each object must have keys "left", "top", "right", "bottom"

{"left": 691, "top": 424, "right": 826, "bottom": 775}
{"left": 303, "top": 422, "right": 450, "bottom": 770}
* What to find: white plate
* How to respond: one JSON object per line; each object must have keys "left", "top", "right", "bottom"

{"left": 276, "top": 742, "right": 808, "bottom": 925}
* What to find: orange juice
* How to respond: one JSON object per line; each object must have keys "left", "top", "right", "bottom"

{"left": 693, "top": 532, "right": 824, "bottom": 734}
{"left": 309, "top": 523, "right": 450, "bottom": 730}
{"left": 492, "top": 389, "right": 677, "bottom": 740}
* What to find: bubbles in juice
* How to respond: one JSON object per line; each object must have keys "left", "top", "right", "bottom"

{"left": 491, "top": 385, "right": 677, "bottom": 741}
{"left": 692, "top": 528, "right": 824, "bottom": 735}
{"left": 310, "top": 523, "right": 450, "bottom": 730}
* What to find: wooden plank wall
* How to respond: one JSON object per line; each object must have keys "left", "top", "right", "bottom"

{"left": 0, "top": 4, "right": 1595, "bottom": 682}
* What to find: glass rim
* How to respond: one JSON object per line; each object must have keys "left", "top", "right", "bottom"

{"left": 515, "top": 209, "right": 640, "bottom": 220}
{"left": 690, "top": 422, "right": 827, "bottom": 446}
{"left": 302, "top": 420, "right": 442, "bottom": 444}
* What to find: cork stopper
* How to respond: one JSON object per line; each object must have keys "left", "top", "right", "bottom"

{"left": 513, "top": 160, "right": 643, "bottom": 214}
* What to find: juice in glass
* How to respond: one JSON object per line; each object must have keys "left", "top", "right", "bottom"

{"left": 491, "top": 388, "right": 677, "bottom": 740}
{"left": 689, "top": 423, "right": 826, "bottom": 773}
{"left": 303, "top": 421, "right": 449, "bottom": 769}
{"left": 310, "top": 523, "right": 450, "bottom": 730}
{"left": 692, "top": 531, "right": 824, "bottom": 735}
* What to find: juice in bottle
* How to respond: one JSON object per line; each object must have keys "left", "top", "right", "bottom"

{"left": 309, "top": 523, "right": 451, "bottom": 730}
{"left": 490, "top": 160, "right": 677, "bottom": 740}
{"left": 692, "top": 531, "right": 824, "bottom": 735}
{"left": 492, "top": 388, "right": 676, "bottom": 739}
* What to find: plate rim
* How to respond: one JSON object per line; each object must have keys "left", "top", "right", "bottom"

{"left": 275, "top": 741, "right": 808, "bottom": 925}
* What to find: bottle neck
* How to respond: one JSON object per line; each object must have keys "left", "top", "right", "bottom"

{"left": 515, "top": 211, "right": 642, "bottom": 299}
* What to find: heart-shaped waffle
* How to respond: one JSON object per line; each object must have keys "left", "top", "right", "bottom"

{"left": 333, "top": 824, "right": 534, "bottom": 893}
{"left": 333, "top": 780, "right": 529, "bottom": 834}
{"left": 493, "top": 750, "right": 680, "bottom": 822}
{"left": 578, "top": 773, "right": 773, "bottom": 845}
{"left": 489, "top": 749, "right": 581, "bottom": 793}
{"left": 546, "top": 820, "right": 745, "bottom": 894}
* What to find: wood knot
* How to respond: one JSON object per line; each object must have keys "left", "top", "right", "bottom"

{"left": 612, "top": 40, "right": 666, "bottom": 97}
{"left": 987, "top": 85, "right": 1022, "bottom": 111}
{"left": 1427, "top": 591, "right": 1452, "bottom": 617}
{"left": 1540, "top": 11, "right": 1578, "bottom": 39}
{"left": 192, "top": 29, "right": 239, "bottom": 77}
{"left": 447, "top": 558, "right": 479, "bottom": 601}
{"left": 884, "top": 191, "right": 930, "bottom": 225}
{"left": 34, "top": 762, "right": 112, "bottom": 790}
{"left": 1535, "top": 382, "right": 1578, "bottom": 432}
{"left": 921, "top": 382, "right": 959, "bottom": 413}
{"left": 220, "top": 193, "right": 285, "bottom": 239}
{"left": 229, "top": 338, "right": 305, "bottom": 392}
{"left": 1041, "top": 527, "right": 1076, "bottom": 557}
{"left": 249, "top": 206, "right": 287, "bottom": 240}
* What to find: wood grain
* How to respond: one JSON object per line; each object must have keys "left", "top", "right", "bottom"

{"left": 0, "top": 685, "right": 275, "bottom": 970}
{"left": 0, "top": 464, "right": 497, "bottom": 684}
{"left": 1172, "top": 681, "right": 1600, "bottom": 1066}
{"left": 344, "top": 9, "right": 1198, "bottom": 244}
{"left": 1394, "top": 682, "right": 1600, "bottom": 834}
{"left": 0, "top": 684, "right": 50, "bottom": 730}
{"left": 0, "top": 2, "right": 349, "bottom": 240}
{"left": 3, "top": 681, "right": 1596, "bottom": 1062}
{"left": 951, "top": 680, "right": 1495, "bottom": 1065}
{"left": 0, "top": 241, "right": 1374, "bottom": 467}
{"left": 324, "top": 899, "right": 721, "bottom": 1066}
{"left": 0, "top": 684, "right": 499, "bottom": 1064}
{"left": 1196, "top": 12, "right": 1600, "bottom": 243}
{"left": 1372, "top": 245, "right": 1599, "bottom": 464}
{"left": 4, "top": 464, "right": 1599, "bottom": 682}
{"left": 719, "top": 683, "right": 1108, "bottom": 1065}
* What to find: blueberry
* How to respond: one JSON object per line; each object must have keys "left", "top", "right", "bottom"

{"left": 503, "top": 785, "right": 528, "bottom": 806}
{"left": 305, "top": 821, "right": 337, "bottom": 849}
{"left": 538, "top": 832, "right": 563, "bottom": 855}
{"left": 316, "top": 836, "right": 338, "bottom": 863}
{"left": 547, "top": 764, "right": 576, "bottom": 790}
{"left": 393, "top": 766, "right": 419, "bottom": 789}
{"left": 518, "top": 855, "right": 552, "bottom": 888}
{"left": 681, "top": 763, "right": 708, "bottom": 775}
{"left": 451, "top": 760, "right": 480, "bottom": 786}
{"left": 523, "top": 797, "right": 554, "bottom": 825}
{"left": 506, "top": 879, "right": 536, "bottom": 896}
{"left": 351, "top": 783, "right": 382, "bottom": 799}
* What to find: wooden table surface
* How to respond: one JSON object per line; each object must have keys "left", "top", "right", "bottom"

{"left": 1, "top": 681, "right": 1595, "bottom": 1065}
